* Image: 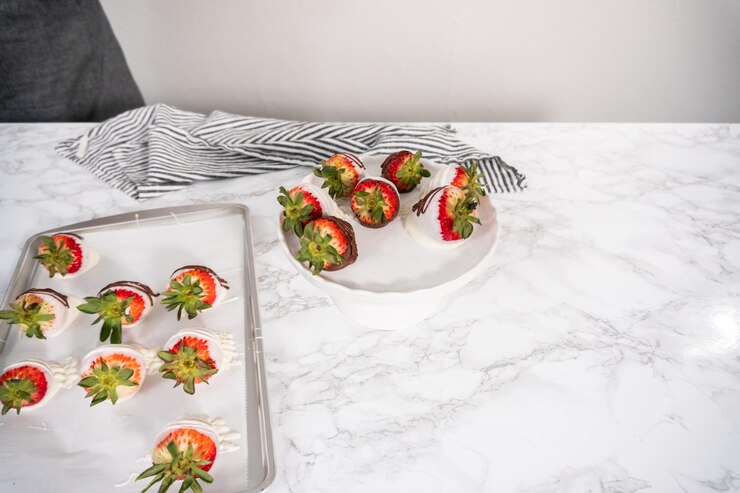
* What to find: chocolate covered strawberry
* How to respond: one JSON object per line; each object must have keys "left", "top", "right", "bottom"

{"left": 278, "top": 185, "right": 321, "bottom": 236}
{"left": 430, "top": 162, "right": 487, "bottom": 201}
{"left": 102, "top": 281, "right": 158, "bottom": 325}
{"left": 33, "top": 232, "right": 98, "bottom": 278}
{"left": 0, "top": 288, "right": 78, "bottom": 339}
{"left": 449, "top": 162, "right": 487, "bottom": 200}
{"left": 313, "top": 152, "right": 366, "bottom": 198}
{"left": 297, "top": 217, "right": 358, "bottom": 274}
{"left": 350, "top": 177, "right": 400, "bottom": 228}
{"left": 380, "top": 150, "right": 431, "bottom": 193}
{"left": 158, "top": 332, "right": 220, "bottom": 395}
{"left": 0, "top": 363, "right": 49, "bottom": 415}
{"left": 78, "top": 346, "right": 144, "bottom": 406}
{"left": 277, "top": 183, "right": 342, "bottom": 236}
{"left": 406, "top": 186, "right": 481, "bottom": 248}
{"left": 162, "top": 266, "right": 229, "bottom": 320}
{"left": 0, "top": 359, "right": 75, "bottom": 415}
{"left": 78, "top": 281, "right": 157, "bottom": 344}
{"left": 137, "top": 425, "right": 218, "bottom": 493}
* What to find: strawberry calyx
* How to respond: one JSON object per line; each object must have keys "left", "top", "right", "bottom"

{"left": 158, "top": 342, "right": 218, "bottom": 395}
{"left": 383, "top": 151, "right": 431, "bottom": 192}
{"left": 277, "top": 186, "right": 317, "bottom": 236}
{"left": 452, "top": 192, "right": 481, "bottom": 239}
{"left": 77, "top": 291, "right": 134, "bottom": 344}
{"left": 312, "top": 163, "right": 350, "bottom": 198}
{"left": 0, "top": 377, "right": 38, "bottom": 415}
{"left": 296, "top": 222, "right": 344, "bottom": 275}
{"left": 137, "top": 440, "right": 214, "bottom": 493}
{"left": 0, "top": 298, "right": 55, "bottom": 340}
{"left": 458, "top": 162, "right": 487, "bottom": 200}
{"left": 33, "top": 235, "right": 75, "bottom": 277}
{"left": 161, "top": 275, "right": 212, "bottom": 321}
{"left": 78, "top": 359, "right": 138, "bottom": 406}
{"left": 352, "top": 188, "right": 389, "bottom": 225}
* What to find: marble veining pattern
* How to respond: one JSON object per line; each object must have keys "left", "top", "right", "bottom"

{"left": 1, "top": 123, "right": 739, "bottom": 492}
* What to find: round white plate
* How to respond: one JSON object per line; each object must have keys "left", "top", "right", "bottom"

{"left": 279, "top": 154, "right": 499, "bottom": 296}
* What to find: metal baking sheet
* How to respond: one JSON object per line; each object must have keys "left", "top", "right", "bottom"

{"left": 0, "top": 204, "right": 274, "bottom": 493}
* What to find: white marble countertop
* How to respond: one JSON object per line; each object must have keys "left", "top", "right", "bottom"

{"left": 1, "top": 123, "right": 739, "bottom": 492}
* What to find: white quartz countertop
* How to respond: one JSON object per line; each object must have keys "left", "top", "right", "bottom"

{"left": 1, "top": 123, "right": 739, "bottom": 492}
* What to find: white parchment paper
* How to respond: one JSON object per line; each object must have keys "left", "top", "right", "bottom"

{"left": 0, "top": 209, "right": 251, "bottom": 493}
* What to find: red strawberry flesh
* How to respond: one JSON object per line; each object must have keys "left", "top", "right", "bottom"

{"left": 83, "top": 353, "right": 143, "bottom": 387}
{"left": 350, "top": 179, "right": 400, "bottom": 228}
{"left": 0, "top": 365, "right": 48, "bottom": 414}
{"left": 438, "top": 187, "right": 480, "bottom": 241}
{"left": 35, "top": 233, "right": 83, "bottom": 276}
{"left": 450, "top": 166, "right": 469, "bottom": 188}
{"left": 95, "top": 281, "right": 158, "bottom": 326}
{"left": 313, "top": 218, "right": 349, "bottom": 258}
{"left": 167, "top": 336, "right": 217, "bottom": 383}
{"left": 171, "top": 269, "right": 218, "bottom": 305}
{"left": 313, "top": 153, "right": 364, "bottom": 198}
{"left": 449, "top": 163, "right": 487, "bottom": 199}
{"left": 380, "top": 150, "right": 430, "bottom": 193}
{"left": 137, "top": 427, "right": 218, "bottom": 492}
{"left": 278, "top": 185, "right": 324, "bottom": 236}
{"left": 78, "top": 352, "right": 142, "bottom": 406}
{"left": 290, "top": 186, "right": 322, "bottom": 218}
{"left": 152, "top": 428, "right": 218, "bottom": 476}
{"left": 297, "top": 217, "right": 358, "bottom": 274}
{"left": 112, "top": 289, "right": 145, "bottom": 324}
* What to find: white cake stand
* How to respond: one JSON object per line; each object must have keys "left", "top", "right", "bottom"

{"left": 278, "top": 154, "right": 499, "bottom": 329}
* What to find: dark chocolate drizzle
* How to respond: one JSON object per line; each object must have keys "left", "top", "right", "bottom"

{"left": 411, "top": 187, "right": 446, "bottom": 216}
{"left": 325, "top": 217, "right": 358, "bottom": 271}
{"left": 19, "top": 288, "right": 69, "bottom": 307}
{"left": 380, "top": 150, "right": 426, "bottom": 193}
{"left": 342, "top": 152, "right": 366, "bottom": 170}
{"left": 171, "top": 265, "right": 230, "bottom": 289}
{"left": 380, "top": 150, "right": 410, "bottom": 175}
{"left": 98, "top": 281, "right": 159, "bottom": 303}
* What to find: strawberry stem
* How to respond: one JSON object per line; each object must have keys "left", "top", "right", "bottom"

{"left": 353, "top": 189, "right": 388, "bottom": 225}
{"left": 0, "top": 377, "right": 38, "bottom": 415}
{"left": 0, "top": 299, "right": 54, "bottom": 340}
{"left": 461, "top": 162, "right": 487, "bottom": 199}
{"left": 452, "top": 191, "right": 481, "bottom": 239}
{"left": 295, "top": 222, "right": 344, "bottom": 275}
{"left": 137, "top": 441, "right": 214, "bottom": 493}
{"left": 33, "top": 235, "right": 75, "bottom": 277}
{"left": 158, "top": 342, "right": 218, "bottom": 395}
{"left": 395, "top": 151, "right": 430, "bottom": 191}
{"left": 161, "top": 275, "right": 212, "bottom": 321}
{"left": 77, "top": 291, "right": 134, "bottom": 344}
{"left": 78, "top": 360, "right": 138, "bottom": 406}
{"left": 277, "top": 186, "right": 316, "bottom": 236}
{"left": 313, "top": 163, "right": 350, "bottom": 198}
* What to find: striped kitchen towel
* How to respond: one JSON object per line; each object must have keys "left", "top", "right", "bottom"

{"left": 56, "top": 104, "right": 527, "bottom": 200}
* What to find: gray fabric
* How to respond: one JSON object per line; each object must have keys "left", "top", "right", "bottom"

{"left": 56, "top": 105, "right": 528, "bottom": 200}
{"left": 0, "top": 0, "right": 144, "bottom": 122}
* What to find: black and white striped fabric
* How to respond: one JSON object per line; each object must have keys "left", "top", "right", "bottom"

{"left": 56, "top": 104, "right": 527, "bottom": 200}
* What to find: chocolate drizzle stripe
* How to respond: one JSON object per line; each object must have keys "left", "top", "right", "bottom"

{"left": 412, "top": 187, "right": 446, "bottom": 216}
{"left": 19, "top": 288, "right": 69, "bottom": 307}
{"left": 171, "top": 265, "right": 230, "bottom": 289}
{"left": 380, "top": 150, "right": 410, "bottom": 174}
{"left": 343, "top": 152, "right": 366, "bottom": 170}
{"left": 324, "top": 217, "right": 358, "bottom": 271}
{"left": 98, "top": 281, "right": 159, "bottom": 304}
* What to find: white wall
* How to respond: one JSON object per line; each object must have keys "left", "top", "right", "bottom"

{"left": 101, "top": 0, "right": 740, "bottom": 122}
